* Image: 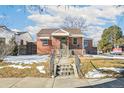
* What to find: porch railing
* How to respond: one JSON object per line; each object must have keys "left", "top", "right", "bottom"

{"left": 75, "top": 54, "right": 83, "bottom": 78}
{"left": 49, "top": 50, "right": 55, "bottom": 77}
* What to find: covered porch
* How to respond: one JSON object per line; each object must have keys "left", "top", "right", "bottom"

{"left": 51, "top": 29, "right": 70, "bottom": 57}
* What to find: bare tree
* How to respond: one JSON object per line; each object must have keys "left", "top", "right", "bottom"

{"left": 62, "top": 16, "right": 88, "bottom": 33}
{"left": 0, "top": 34, "right": 16, "bottom": 61}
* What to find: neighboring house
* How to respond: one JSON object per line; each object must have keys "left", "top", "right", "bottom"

{"left": 15, "top": 32, "right": 33, "bottom": 45}
{"left": 15, "top": 32, "right": 36, "bottom": 55}
{"left": 0, "top": 25, "right": 15, "bottom": 57}
{"left": 0, "top": 25, "right": 15, "bottom": 44}
{"left": 84, "top": 38, "right": 97, "bottom": 54}
{"left": 37, "top": 28, "right": 83, "bottom": 56}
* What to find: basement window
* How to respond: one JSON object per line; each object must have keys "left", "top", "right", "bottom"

{"left": 73, "top": 38, "right": 78, "bottom": 45}
{"left": 42, "top": 39, "right": 48, "bottom": 45}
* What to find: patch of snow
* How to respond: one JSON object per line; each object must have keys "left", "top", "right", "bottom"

{"left": 36, "top": 66, "right": 46, "bottom": 74}
{"left": 99, "top": 67, "right": 124, "bottom": 73}
{"left": 85, "top": 67, "right": 124, "bottom": 78}
{"left": 92, "top": 55, "right": 124, "bottom": 60}
{"left": 3, "top": 55, "right": 49, "bottom": 64}
{"left": 0, "top": 65, "right": 31, "bottom": 69}
{"left": 0, "top": 66, "right": 6, "bottom": 69}
{"left": 9, "top": 65, "right": 31, "bottom": 69}
{"left": 85, "top": 69, "right": 110, "bottom": 78}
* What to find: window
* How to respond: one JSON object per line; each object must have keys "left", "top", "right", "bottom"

{"left": 20, "top": 40, "right": 24, "bottom": 45}
{"left": 0, "top": 38, "right": 5, "bottom": 45}
{"left": 73, "top": 38, "right": 78, "bottom": 44}
{"left": 61, "top": 37, "right": 66, "bottom": 43}
{"left": 84, "top": 40, "right": 88, "bottom": 48}
{"left": 42, "top": 39, "right": 48, "bottom": 45}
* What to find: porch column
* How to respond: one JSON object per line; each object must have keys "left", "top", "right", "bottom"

{"left": 67, "top": 37, "right": 70, "bottom": 57}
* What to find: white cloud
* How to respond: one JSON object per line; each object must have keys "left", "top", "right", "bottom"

{"left": 17, "top": 9, "right": 22, "bottom": 12}
{"left": 47, "top": 6, "right": 124, "bottom": 25}
{"left": 0, "top": 15, "right": 6, "bottom": 19}
{"left": 27, "top": 6, "right": 124, "bottom": 27}
{"left": 28, "top": 14, "right": 63, "bottom": 26}
{"left": 11, "top": 29, "right": 22, "bottom": 32}
{"left": 84, "top": 26, "right": 104, "bottom": 46}
{"left": 25, "top": 25, "right": 41, "bottom": 34}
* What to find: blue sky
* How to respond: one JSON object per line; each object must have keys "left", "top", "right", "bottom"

{"left": 0, "top": 5, "right": 124, "bottom": 46}
{"left": 0, "top": 6, "right": 34, "bottom": 30}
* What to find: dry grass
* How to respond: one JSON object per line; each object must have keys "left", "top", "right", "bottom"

{"left": 80, "top": 56, "right": 124, "bottom": 75}
{"left": 0, "top": 67, "right": 48, "bottom": 78}
{"left": 0, "top": 61, "right": 12, "bottom": 66}
{"left": 0, "top": 61, "right": 50, "bottom": 78}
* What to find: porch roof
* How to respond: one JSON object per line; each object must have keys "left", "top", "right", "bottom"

{"left": 51, "top": 29, "right": 70, "bottom": 36}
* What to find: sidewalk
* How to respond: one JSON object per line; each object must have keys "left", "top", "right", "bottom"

{"left": 0, "top": 77, "right": 124, "bottom": 88}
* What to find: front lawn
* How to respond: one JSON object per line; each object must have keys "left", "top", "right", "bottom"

{"left": 80, "top": 56, "right": 124, "bottom": 78}
{"left": 0, "top": 55, "right": 50, "bottom": 78}
{"left": 0, "top": 62, "right": 50, "bottom": 78}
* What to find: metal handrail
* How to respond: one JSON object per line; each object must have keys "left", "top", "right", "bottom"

{"left": 89, "top": 60, "right": 103, "bottom": 72}
{"left": 49, "top": 50, "right": 55, "bottom": 77}
{"left": 75, "top": 54, "right": 83, "bottom": 77}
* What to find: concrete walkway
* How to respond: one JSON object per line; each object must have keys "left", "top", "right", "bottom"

{"left": 0, "top": 77, "right": 124, "bottom": 88}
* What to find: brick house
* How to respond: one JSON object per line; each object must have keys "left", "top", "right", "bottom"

{"left": 37, "top": 29, "right": 83, "bottom": 56}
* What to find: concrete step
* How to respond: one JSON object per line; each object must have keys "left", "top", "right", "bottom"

{"left": 59, "top": 68, "right": 73, "bottom": 71}
{"left": 56, "top": 64, "right": 74, "bottom": 77}
{"left": 57, "top": 71, "right": 74, "bottom": 76}
{"left": 57, "top": 67, "right": 73, "bottom": 71}
{"left": 57, "top": 66, "right": 73, "bottom": 69}
{"left": 58, "top": 70, "right": 74, "bottom": 73}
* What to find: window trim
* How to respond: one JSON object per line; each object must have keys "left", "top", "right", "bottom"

{"left": 72, "top": 38, "right": 78, "bottom": 45}
{"left": 42, "top": 39, "right": 49, "bottom": 45}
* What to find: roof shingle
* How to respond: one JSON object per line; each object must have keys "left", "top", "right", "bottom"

{"left": 37, "top": 28, "right": 82, "bottom": 37}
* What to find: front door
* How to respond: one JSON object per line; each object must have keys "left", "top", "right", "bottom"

{"left": 60, "top": 37, "right": 67, "bottom": 57}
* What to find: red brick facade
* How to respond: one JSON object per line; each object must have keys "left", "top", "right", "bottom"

{"left": 52, "top": 37, "right": 61, "bottom": 49}
{"left": 69, "top": 37, "right": 82, "bottom": 49}
{"left": 37, "top": 29, "right": 83, "bottom": 55}
{"left": 37, "top": 36, "right": 83, "bottom": 55}
{"left": 37, "top": 38, "right": 52, "bottom": 55}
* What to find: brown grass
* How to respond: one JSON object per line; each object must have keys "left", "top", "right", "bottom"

{"left": 0, "top": 61, "right": 12, "bottom": 66}
{"left": 0, "top": 61, "right": 50, "bottom": 78}
{"left": 80, "top": 56, "right": 124, "bottom": 75}
{"left": 0, "top": 67, "right": 46, "bottom": 78}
